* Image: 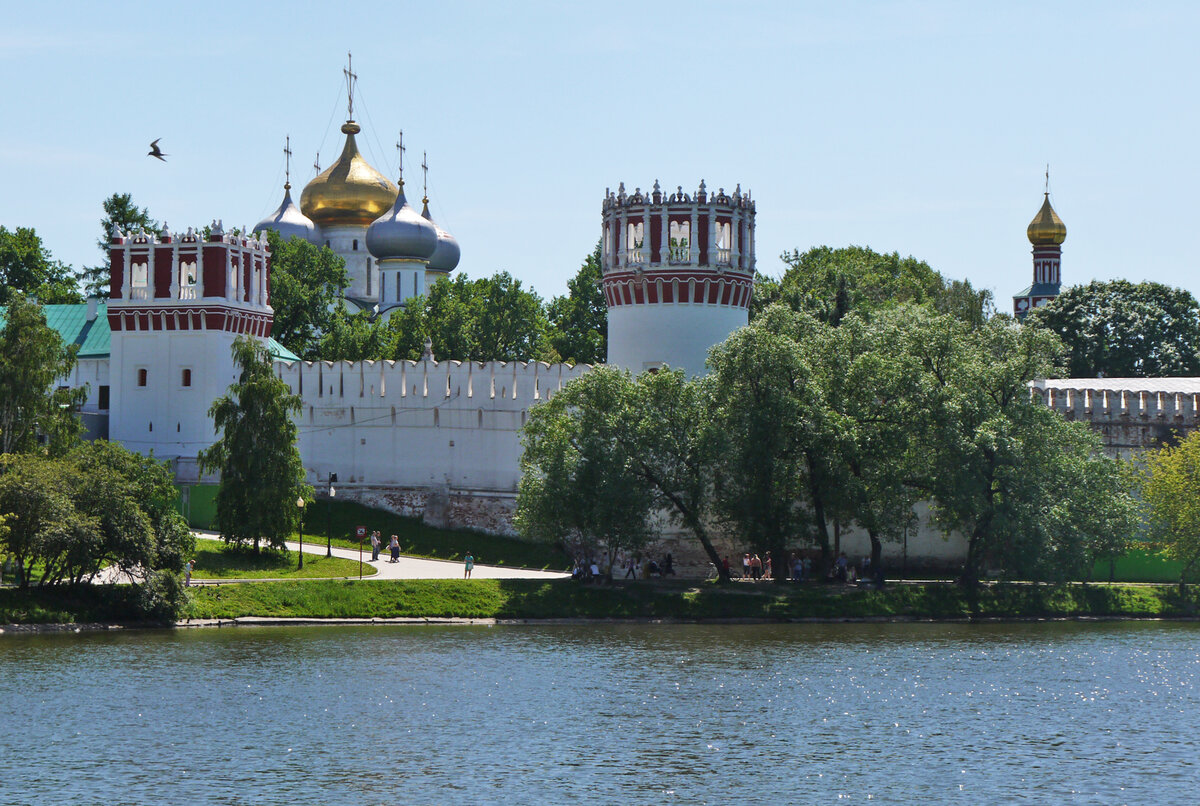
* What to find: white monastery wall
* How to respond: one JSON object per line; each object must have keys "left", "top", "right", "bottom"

{"left": 277, "top": 358, "right": 592, "bottom": 491}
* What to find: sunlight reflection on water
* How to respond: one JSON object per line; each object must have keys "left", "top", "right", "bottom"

{"left": 2, "top": 621, "right": 1197, "bottom": 804}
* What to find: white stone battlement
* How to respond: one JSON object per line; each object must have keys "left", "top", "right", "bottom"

{"left": 276, "top": 358, "right": 593, "bottom": 410}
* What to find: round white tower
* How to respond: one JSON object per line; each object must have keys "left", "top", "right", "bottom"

{"left": 602, "top": 180, "right": 755, "bottom": 375}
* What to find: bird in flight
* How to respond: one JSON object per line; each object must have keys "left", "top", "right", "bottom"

{"left": 148, "top": 139, "right": 167, "bottom": 161}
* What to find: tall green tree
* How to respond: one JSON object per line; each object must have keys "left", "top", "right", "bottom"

{"left": 913, "top": 316, "right": 1134, "bottom": 586}
{"left": 547, "top": 242, "right": 607, "bottom": 365}
{"left": 0, "top": 292, "right": 86, "bottom": 455}
{"left": 0, "top": 226, "right": 82, "bottom": 304}
{"left": 756, "top": 245, "right": 992, "bottom": 327}
{"left": 707, "top": 305, "right": 834, "bottom": 581}
{"left": 516, "top": 367, "right": 653, "bottom": 567}
{"left": 263, "top": 229, "right": 350, "bottom": 359}
{"left": 1142, "top": 431, "right": 1200, "bottom": 593}
{"left": 1026, "top": 280, "right": 1200, "bottom": 377}
{"left": 83, "top": 193, "right": 159, "bottom": 297}
{"left": 388, "top": 272, "right": 550, "bottom": 362}
{"left": 198, "top": 336, "right": 311, "bottom": 551}
{"left": 623, "top": 368, "right": 729, "bottom": 580}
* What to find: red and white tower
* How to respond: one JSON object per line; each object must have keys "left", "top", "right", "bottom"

{"left": 601, "top": 180, "right": 755, "bottom": 374}
{"left": 106, "top": 222, "right": 273, "bottom": 459}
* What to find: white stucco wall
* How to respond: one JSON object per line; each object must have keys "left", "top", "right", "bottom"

{"left": 278, "top": 359, "right": 593, "bottom": 490}
{"left": 109, "top": 329, "right": 242, "bottom": 457}
{"left": 607, "top": 303, "right": 747, "bottom": 376}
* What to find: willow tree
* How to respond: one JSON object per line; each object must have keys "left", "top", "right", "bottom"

{"left": 199, "top": 336, "right": 310, "bottom": 551}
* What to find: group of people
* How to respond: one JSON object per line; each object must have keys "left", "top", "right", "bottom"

{"left": 714, "top": 551, "right": 885, "bottom": 588}
{"left": 570, "top": 552, "right": 677, "bottom": 582}
{"left": 368, "top": 531, "right": 401, "bottom": 563}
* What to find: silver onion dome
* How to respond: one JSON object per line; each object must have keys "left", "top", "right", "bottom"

{"left": 253, "top": 185, "right": 320, "bottom": 244}
{"left": 366, "top": 184, "right": 438, "bottom": 260}
{"left": 421, "top": 199, "right": 461, "bottom": 272}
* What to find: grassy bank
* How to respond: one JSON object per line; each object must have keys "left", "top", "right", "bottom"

{"left": 180, "top": 579, "right": 1200, "bottom": 622}
{"left": 190, "top": 541, "right": 375, "bottom": 580}
{"left": 297, "top": 499, "right": 569, "bottom": 570}
{"left": 6, "top": 580, "right": 1198, "bottom": 627}
{"left": 0, "top": 585, "right": 174, "bottom": 625}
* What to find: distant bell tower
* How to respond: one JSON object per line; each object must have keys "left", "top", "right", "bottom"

{"left": 1014, "top": 177, "right": 1067, "bottom": 319}
{"left": 106, "top": 222, "right": 273, "bottom": 460}
{"left": 601, "top": 180, "right": 756, "bottom": 374}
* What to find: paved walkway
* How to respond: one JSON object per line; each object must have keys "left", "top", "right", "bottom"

{"left": 191, "top": 531, "right": 569, "bottom": 582}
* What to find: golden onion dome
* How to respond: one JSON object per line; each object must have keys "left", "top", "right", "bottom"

{"left": 300, "top": 122, "right": 397, "bottom": 229}
{"left": 1027, "top": 193, "right": 1067, "bottom": 246}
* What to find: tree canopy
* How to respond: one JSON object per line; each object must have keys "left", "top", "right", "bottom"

{"left": 546, "top": 242, "right": 607, "bottom": 364}
{"left": 1026, "top": 279, "right": 1200, "bottom": 377}
{"left": 754, "top": 245, "right": 993, "bottom": 327}
{"left": 263, "top": 229, "right": 350, "bottom": 359}
{"left": 198, "top": 336, "right": 311, "bottom": 551}
{"left": 0, "top": 292, "right": 86, "bottom": 455}
{"left": 1141, "top": 431, "right": 1200, "bottom": 592}
{"left": 82, "top": 193, "right": 160, "bottom": 298}
{"left": 386, "top": 272, "right": 550, "bottom": 362}
{"left": 0, "top": 226, "right": 82, "bottom": 304}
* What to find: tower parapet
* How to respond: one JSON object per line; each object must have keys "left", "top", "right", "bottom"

{"left": 601, "top": 180, "right": 755, "bottom": 374}
{"left": 107, "top": 222, "right": 273, "bottom": 337}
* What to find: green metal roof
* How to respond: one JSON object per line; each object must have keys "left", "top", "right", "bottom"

{"left": 0, "top": 301, "right": 301, "bottom": 362}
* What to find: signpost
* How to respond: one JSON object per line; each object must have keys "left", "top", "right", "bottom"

{"left": 356, "top": 526, "right": 367, "bottom": 579}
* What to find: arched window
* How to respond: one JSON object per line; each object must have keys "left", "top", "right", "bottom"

{"left": 137, "top": 368, "right": 148, "bottom": 387}
{"left": 181, "top": 368, "right": 192, "bottom": 387}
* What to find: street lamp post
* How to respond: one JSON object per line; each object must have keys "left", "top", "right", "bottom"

{"left": 326, "top": 484, "right": 336, "bottom": 557}
{"left": 296, "top": 496, "right": 306, "bottom": 571}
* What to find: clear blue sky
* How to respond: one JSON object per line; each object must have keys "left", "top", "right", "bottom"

{"left": 2, "top": 1, "right": 1197, "bottom": 304}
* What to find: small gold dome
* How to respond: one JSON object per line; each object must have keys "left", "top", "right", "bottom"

{"left": 300, "top": 122, "right": 397, "bottom": 229}
{"left": 1027, "top": 193, "right": 1067, "bottom": 246}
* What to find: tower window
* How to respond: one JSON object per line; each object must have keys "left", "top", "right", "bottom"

{"left": 352, "top": 239, "right": 358, "bottom": 250}
{"left": 98, "top": 385, "right": 110, "bottom": 410}
{"left": 181, "top": 368, "right": 192, "bottom": 387}
{"left": 137, "top": 368, "right": 148, "bottom": 387}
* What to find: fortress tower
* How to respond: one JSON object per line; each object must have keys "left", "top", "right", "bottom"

{"left": 106, "top": 222, "right": 275, "bottom": 459}
{"left": 601, "top": 180, "right": 755, "bottom": 374}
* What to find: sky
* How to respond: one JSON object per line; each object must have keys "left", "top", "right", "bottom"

{"left": 2, "top": 1, "right": 1198, "bottom": 305}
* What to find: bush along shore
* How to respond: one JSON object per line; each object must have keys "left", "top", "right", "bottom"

{"left": 3, "top": 579, "right": 1200, "bottom": 627}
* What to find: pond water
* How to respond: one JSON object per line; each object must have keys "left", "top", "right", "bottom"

{"left": 1, "top": 621, "right": 1197, "bottom": 804}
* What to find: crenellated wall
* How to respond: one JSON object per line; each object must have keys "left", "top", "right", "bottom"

{"left": 1032, "top": 379, "right": 1200, "bottom": 457}
{"left": 276, "top": 358, "right": 593, "bottom": 491}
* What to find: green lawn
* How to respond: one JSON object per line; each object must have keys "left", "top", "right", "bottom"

{"left": 190, "top": 540, "right": 376, "bottom": 580}
{"left": 183, "top": 578, "right": 1200, "bottom": 622}
{"left": 296, "top": 499, "right": 570, "bottom": 570}
{"left": 1092, "top": 546, "right": 1190, "bottom": 583}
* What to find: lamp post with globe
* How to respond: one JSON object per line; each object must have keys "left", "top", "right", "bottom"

{"left": 326, "top": 480, "right": 336, "bottom": 558}
{"left": 296, "top": 496, "right": 306, "bottom": 571}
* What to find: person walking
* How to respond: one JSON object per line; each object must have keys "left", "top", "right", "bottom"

{"left": 464, "top": 552, "right": 475, "bottom": 579}
{"left": 389, "top": 534, "right": 400, "bottom": 563}
{"left": 370, "top": 531, "right": 381, "bottom": 562}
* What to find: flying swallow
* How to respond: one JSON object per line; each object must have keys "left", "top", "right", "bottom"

{"left": 148, "top": 139, "right": 167, "bottom": 161}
